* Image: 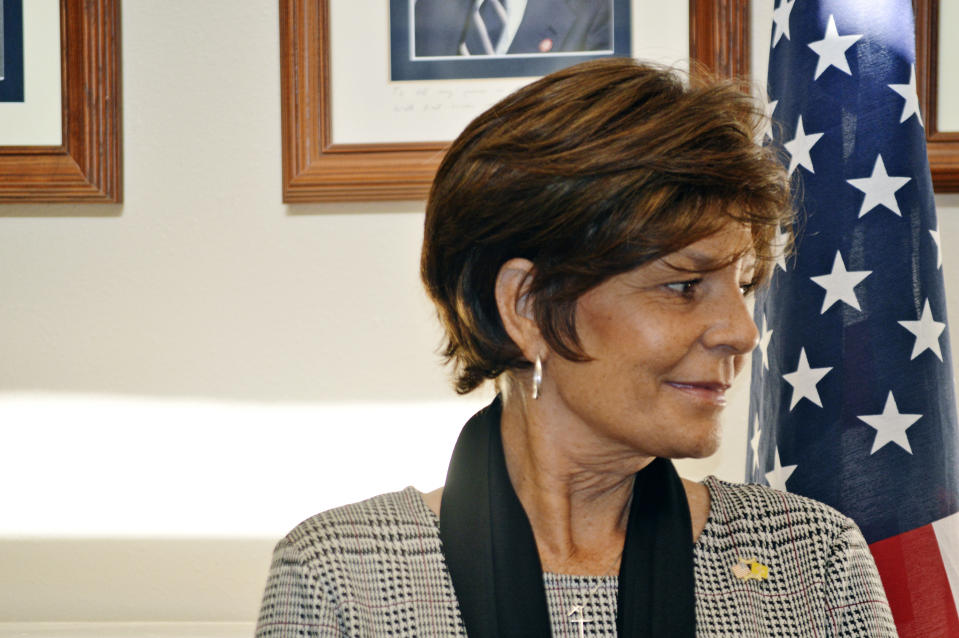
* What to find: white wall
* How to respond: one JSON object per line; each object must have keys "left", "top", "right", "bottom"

{"left": 0, "top": 1, "right": 956, "bottom": 635}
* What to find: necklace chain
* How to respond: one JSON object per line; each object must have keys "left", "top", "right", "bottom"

{"left": 564, "top": 552, "right": 621, "bottom": 638}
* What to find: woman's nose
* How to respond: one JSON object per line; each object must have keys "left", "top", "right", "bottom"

{"left": 703, "top": 287, "right": 760, "bottom": 355}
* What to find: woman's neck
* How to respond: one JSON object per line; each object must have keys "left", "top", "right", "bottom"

{"left": 498, "top": 396, "right": 652, "bottom": 575}
{"left": 422, "top": 395, "right": 713, "bottom": 573}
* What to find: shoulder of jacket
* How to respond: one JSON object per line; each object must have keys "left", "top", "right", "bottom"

{"left": 281, "top": 487, "right": 439, "bottom": 559}
{"left": 704, "top": 476, "right": 853, "bottom": 535}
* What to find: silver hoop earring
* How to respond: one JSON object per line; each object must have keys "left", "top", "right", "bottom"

{"left": 532, "top": 356, "right": 543, "bottom": 400}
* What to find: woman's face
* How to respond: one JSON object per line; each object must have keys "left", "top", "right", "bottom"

{"left": 541, "top": 222, "right": 759, "bottom": 462}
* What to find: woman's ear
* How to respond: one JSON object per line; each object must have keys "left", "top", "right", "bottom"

{"left": 495, "top": 258, "right": 544, "bottom": 361}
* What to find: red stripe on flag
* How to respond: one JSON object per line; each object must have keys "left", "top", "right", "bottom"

{"left": 870, "top": 524, "right": 959, "bottom": 638}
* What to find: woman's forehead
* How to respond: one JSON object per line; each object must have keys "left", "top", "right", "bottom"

{"left": 666, "top": 224, "right": 755, "bottom": 267}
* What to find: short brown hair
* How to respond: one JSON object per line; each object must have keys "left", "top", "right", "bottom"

{"left": 421, "top": 58, "right": 792, "bottom": 394}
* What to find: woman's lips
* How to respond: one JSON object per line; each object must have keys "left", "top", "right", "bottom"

{"left": 665, "top": 381, "right": 731, "bottom": 406}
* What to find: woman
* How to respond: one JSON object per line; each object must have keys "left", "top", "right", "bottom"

{"left": 257, "top": 59, "right": 896, "bottom": 637}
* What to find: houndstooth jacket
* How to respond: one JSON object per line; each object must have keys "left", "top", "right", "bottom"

{"left": 256, "top": 476, "right": 897, "bottom": 637}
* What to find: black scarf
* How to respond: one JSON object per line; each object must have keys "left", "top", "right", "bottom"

{"left": 439, "top": 396, "right": 695, "bottom": 637}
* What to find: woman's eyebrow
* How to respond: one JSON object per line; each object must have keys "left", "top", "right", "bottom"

{"left": 662, "top": 251, "right": 733, "bottom": 271}
{"left": 670, "top": 245, "right": 753, "bottom": 271}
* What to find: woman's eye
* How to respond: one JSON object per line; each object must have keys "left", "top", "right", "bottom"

{"left": 664, "top": 280, "right": 701, "bottom": 295}
{"left": 739, "top": 279, "right": 762, "bottom": 297}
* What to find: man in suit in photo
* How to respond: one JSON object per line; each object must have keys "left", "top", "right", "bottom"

{"left": 413, "top": 0, "right": 612, "bottom": 58}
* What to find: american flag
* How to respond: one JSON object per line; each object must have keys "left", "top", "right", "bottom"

{"left": 747, "top": 1, "right": 959, "bottom": 635}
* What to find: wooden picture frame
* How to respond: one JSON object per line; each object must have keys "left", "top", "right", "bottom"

{"left": 0, "top": 0, "right": 121, "bottom": 203}
{"left": 280, "top": 0, "right": 749, "bottom": 203}
{"left": 916, "top": 0, "right": 959, "bottom": 192}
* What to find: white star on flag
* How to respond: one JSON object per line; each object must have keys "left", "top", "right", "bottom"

{"left": 857, "top": 391, "right": 922, "bottom": 454}
{"left": 762, "top": 96, "right": 779, "bottom": 143}
{"left": 847, "top": 154, "right": 911, "bottom": 218}
{"left": 783, "top": 348, "right": 833, "bottom": 410}
{"left": 772, "top": 0, "right": 795, "bottom": 47}
{"left": 784, "top": 116, "right": 824, "bottom": 176}
{"left": 810, "top": 251, "right": 872, "bottom": 313}
{"left": 808, "top": 15, "right": 863, "bottom": 80}
{"left": 889, "top": 65, "right": 923, "bottom": 127}
{"left": 930, "top": 227, "right": 942, "bottom": 269}
{"left": 765, "top": 447, "right": 797, "bottom": 491}
{"left": 750, "top": 415, "right": 762, "bottom": 472}
{"left": 898, "top": 298, "right": 946, "bottom": 360}
{"left": 758, "top": 317, "right": 773, "bottom": 370}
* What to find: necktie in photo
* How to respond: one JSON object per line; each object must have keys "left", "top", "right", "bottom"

{"left": 463, "top": 0, "right": 509, "bottom": 55}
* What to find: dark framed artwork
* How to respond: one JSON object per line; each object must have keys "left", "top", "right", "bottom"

{"left": 280, "top": 0, "right": 749, "bottom": 202}
{"left": 916, "top": 0, "right": 959, "bottom": 192}
{"left": 389, "top": 0, "right": 632, "bottom": 81}
{"left": 0, "top": 0, "right": 121, "bottom": 203}
{"left": 0, "top": 0, "right": 24, "bottom": 102}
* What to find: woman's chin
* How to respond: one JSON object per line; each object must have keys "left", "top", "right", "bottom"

{"left": 672, "top": 427, "right": 722, "bottom": 460}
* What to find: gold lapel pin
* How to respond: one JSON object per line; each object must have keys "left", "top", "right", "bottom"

{"left": 731, "top": 557, "right": 769, "bottom": 581}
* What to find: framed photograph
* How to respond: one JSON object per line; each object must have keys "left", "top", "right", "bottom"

{"left": 916, "top": 0, "right": 959, "bottom": 192}
{"left": 0, "top": 0, "right": 25, "bottom": 102}
{"left": 389, "top": 0, "right": 632, "bottom": 81}
{"left": 280, "top": 0, "right": 748, "bottom": 202}
{"left": 0, "top": 0, "right": 121, "bottom": 203}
